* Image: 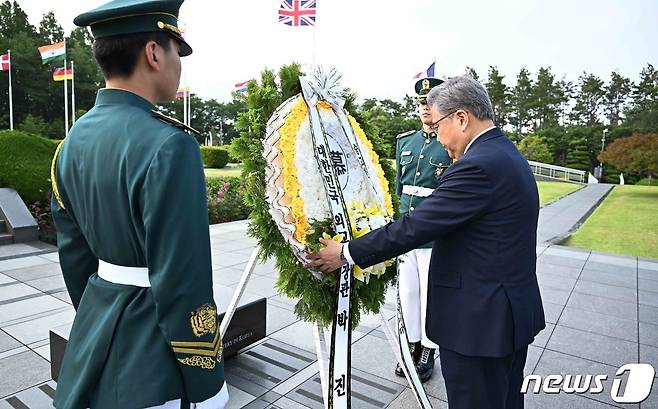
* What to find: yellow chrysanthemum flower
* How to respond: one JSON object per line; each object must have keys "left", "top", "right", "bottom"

{"left": 279, "top": 97, "right": 311, "bottom": 245}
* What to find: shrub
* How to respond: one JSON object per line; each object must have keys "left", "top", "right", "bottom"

{"left": 0, "top": 130, "right": 59, "bottom": 202}
{"left": 29, "top": 191, "right": 57, "bottom": 244}
{"left": 206, "top": 176, "right": 250, "bottom": 224}
{"left": 636, "top": 177, "right": 656, "bottom": 186}
{"left": 219, "top": 144, "right": 242, "bottom": 164}
{"left": 518, "top": 135, "right": 553, "bottom": 163}
{"left": 200, "top": 146, "right": 229, "bottom": 168}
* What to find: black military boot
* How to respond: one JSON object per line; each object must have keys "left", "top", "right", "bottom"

{"left": 416, "top": 346, "right": 436, "bottom": 383}
{"left": 395, "top": 341, "right": 421, "bottom": 377}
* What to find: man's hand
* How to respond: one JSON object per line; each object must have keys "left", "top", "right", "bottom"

{"left": 306, "top": 238, "right": 345, "bottom": 273}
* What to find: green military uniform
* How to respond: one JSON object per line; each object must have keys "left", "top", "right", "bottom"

{"left": 393, "top": 77, "right": 452, "bottom": 382}
{"left": 50, "top": 1, "right": 224, "bottom": 408}
{"left": 396, "top": 78, "right": 452, "bottom": 248}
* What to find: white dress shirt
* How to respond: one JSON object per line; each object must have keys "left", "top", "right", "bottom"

{"left": 464, "top": 126, "right": 496, "bottom": 154}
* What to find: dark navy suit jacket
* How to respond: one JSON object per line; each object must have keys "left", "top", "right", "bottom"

{"left": 350, "top": 127, "right": 545, "bottom": 358}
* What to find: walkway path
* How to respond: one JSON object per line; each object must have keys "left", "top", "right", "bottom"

{"left": 537, "top": 183, "right": 614, "bottom": 245}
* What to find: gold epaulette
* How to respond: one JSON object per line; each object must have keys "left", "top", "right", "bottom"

{"left": 152, "top": 110, "right": 202, "bottom": 136}
{"left": 50, "top": 140, "right": 66, "bottom": 209}
{"left": 396, "top": 130, "right": 416, "bottom": 139}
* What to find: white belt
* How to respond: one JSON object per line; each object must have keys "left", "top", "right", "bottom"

{"left": 402, "top": 185, "right": 434, "bottom": 198}
{"left": 97, "top": 259, "right": 151, "bottom": 287}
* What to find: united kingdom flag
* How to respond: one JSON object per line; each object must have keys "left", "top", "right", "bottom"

{"left": 278, "top": 0, "right": 316, "bottom": 26}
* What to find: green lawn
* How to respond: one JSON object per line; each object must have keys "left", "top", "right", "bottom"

{"left": 204, "top": 163, "right": 243, "bottom": 178}
{"left": 563, "top": 185, "right": 658, "bottom": 259}
{"left": 537, "top": 181, "right": 582, "bottom": 207}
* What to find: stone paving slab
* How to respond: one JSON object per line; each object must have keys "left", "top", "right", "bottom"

{"left": 2, "top": 207, "right": 658, "bottom": 407}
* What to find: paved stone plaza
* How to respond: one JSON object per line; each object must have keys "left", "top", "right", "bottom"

{"left": 0, "top": 184, "right": 657, "bottom": 408}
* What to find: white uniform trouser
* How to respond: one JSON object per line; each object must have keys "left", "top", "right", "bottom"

{"left": 398, "top": 248, "right": 438, "bottom": 349}
{"left": 144, "top": 383, "right": 229, "bottom": 409}
{"left": 97, "top": 260, "right": 230, "bottom": 409}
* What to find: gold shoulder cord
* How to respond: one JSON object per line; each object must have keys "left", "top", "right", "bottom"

{"left": 50, "top": 140, "right": 66, "bottom": 209}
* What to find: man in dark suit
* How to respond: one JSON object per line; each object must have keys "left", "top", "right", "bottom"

{"left": 309, "top": 75, "right": 545, "bottom": 409}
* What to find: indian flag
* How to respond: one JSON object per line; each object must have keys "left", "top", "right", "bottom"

{"left": 38, "top": 41, "right": 65, "bottom": 64}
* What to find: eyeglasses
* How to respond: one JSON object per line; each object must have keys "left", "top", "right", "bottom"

{"left": 429, "top": 110, "right": 457, "bottom": 133}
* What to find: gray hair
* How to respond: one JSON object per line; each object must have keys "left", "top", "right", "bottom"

{"left": 426, "top": 75, "right": 494, "bottom": 121}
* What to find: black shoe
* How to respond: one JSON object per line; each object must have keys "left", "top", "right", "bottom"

{"left": 395, "top": 341, "right": 421, "bottom": 377}
{"left": 416, "top": 346, "right": 435, "bottom": 383}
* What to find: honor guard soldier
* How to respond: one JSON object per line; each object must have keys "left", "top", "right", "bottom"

{"left": 50, "top": 1, "right": 228, "bottom": 408}
{"left": 393, "top": 77, "right": 452, "bottom": 382}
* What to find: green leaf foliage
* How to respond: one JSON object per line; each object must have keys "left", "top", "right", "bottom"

{"left": 0, "top": 130, "right": 58, "bottom": 202}
{"left": 200, "top": 146, "right": 229, "bottom": 168}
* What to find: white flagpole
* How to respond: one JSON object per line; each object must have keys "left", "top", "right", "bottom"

{"left": 7, "top": 49, "right": 13, "bottom": 131}
{"left": 63, "top": 39, "right": 68, "bottom": 137}
{"left": 71, "top": 60, "right": 76, "bottom": 124}
{"left": 182, "top": 88, "right": 187, "bottom": 125}
{"left": 312, "top": 3, "right": 317, "bottom": 65}
{"left": 187, "top": 91, "right": 191, "bottom": 127}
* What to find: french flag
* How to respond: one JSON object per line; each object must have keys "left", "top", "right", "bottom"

{"left": 413, "top": 62, "right": 435, "bottom": 79}
{"left": 234, "top": 80, "right": 251, "bottom": 94}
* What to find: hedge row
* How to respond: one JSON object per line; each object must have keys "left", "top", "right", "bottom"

{"left": 200, "top": 146, "right": 230, "bottom": 168}
{"left": 0, "top": 130, "right": 59, "bottom": 203}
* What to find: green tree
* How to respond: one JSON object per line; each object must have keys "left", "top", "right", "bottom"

{"left": 531, "top": 67, "right": 562, "bottom": 130}
{"left": 571, "top": 73, "right": 605, "bottom": 126}
{"left": 18, "top": 114, "right": 47, "bottom": 135}
{"left": 38, "top": 11, "right": 63, "bottom": 43}
{"left": 604, "top": 71, "right": 632, "bottom": 126}
{"left": 536, "top": 126, "right": 568, "bottom": 165}
{"left": 360, "top": 97, "right": 417, "bottom": 158}
{"left": 68, "top": 27, "right": 103, "bottom": 116}
{"left": 517, "top": 135, "right": 553, "bottom": 163}
{"left": 565, "top": 134, "right": 592, "bottom": 172}
{"left": 485, "top": 66, "right": 510, "bottom": 127}
{"left": 0, "top": 1, "right": 36, "bottom": 39}
{"left": 557, "top": 79, "right": 574, "bottom": 126}
{"left": 465, "top": 66, "right": 479, "bottom": 81}
{"left": 625, "top": 64, "right": 658, "bottom": 130}
{"left": 510, "top": 68, "right": 534, "bottom": 140}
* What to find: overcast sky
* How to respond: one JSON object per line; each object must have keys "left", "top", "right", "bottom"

{"left": 21, "top": 0, "right": 658, "bottom": 102}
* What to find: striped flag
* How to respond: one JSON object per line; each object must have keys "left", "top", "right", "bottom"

{"left": 53, "top": 67, "right": 73, "bottom": 81}
{"left": 38, "top": 41, "right": 66, "bottom": 64}
{"left": 234, "top": 80, "right": 250, "bottom": 94}
{"left": 413, "top": 62, "right": 435, "bottom": 79}
{"left": 0, "top": 53, "right": 9, "bottom": 71}
{"left": 176, "top": 87, "right": 191, "bottom": 99}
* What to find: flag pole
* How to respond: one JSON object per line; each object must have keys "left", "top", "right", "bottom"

{"left": 187, "top": 91, "right": 191, "bottom": 127}
{"left": 71, "top": 60, "right": 76, "bottom": 124}
{"left": 312, "top": 22, "right": 316, "bottom": 65}
{"left": 312, "top": 2, "right": 317, "bottom": 66}
{"left": 8, "top": 49, "right": 13, "bottom": 131}
{"left": 182, "top": 86, "right": 187, "bottom": 125}
{"left": 63, "top": 39, "right": 68, "bottom": 137}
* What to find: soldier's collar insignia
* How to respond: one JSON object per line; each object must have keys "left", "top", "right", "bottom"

{"left": 396, "top": 130, "right": 415, "bottom": 139}
{"left": 190, "top": 304, "right": 217, "bottom": 337}
{"left": 152, "top": 110, "right": 202, "bottom": 136}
